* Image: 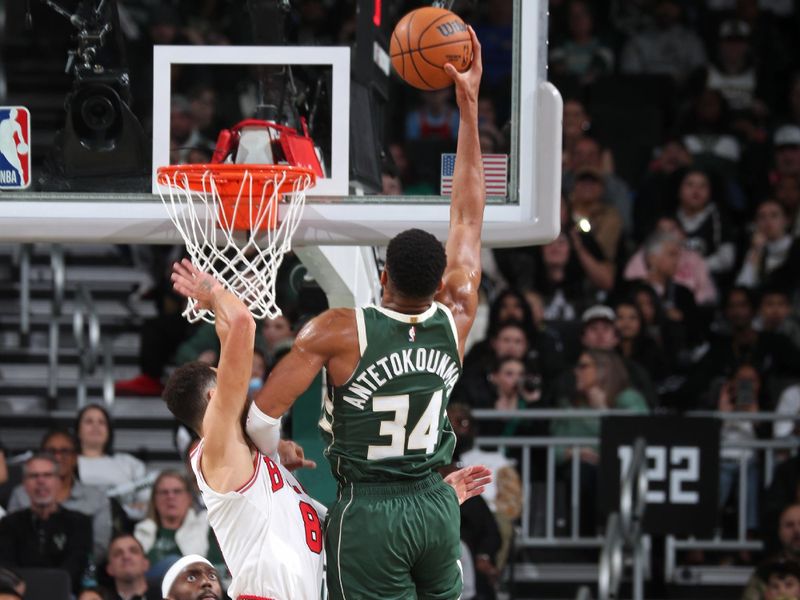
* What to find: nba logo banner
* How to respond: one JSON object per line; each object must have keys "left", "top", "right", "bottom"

{"left": 0, "top": 107, "right": 31, "bottom": 189}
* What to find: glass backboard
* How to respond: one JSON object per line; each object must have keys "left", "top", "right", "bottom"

{"left": 0, "top": 0, "right": 561, "bottom": 247}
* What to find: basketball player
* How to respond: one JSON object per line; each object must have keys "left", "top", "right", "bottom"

{"left": 247, "top": 27, "right": 486, "bottom": 600}
{"left": 163, "top": 259, "right": 490, "bottom": 599}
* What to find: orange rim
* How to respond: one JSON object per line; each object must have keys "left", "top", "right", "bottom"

{"left": 157, "top": 164, "right": 315, "bottom": 231}
{"left": 157, "top": 163, "right": 316, "bottom": 195}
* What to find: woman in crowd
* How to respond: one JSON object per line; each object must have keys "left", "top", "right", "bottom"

{"left": 75, "top": 404, "right": 149, "bottom": 520}
{"left": 133, "top": 470, "right": 222, "bottom": 581}
{"left": 615, "top": 300, "right": 667, "bottom": 384}
{"left": 551, "top": 349, "right": 648, "bottom": 533}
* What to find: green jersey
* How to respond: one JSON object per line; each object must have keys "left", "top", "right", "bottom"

{"left": 319, "top": 302, "right": 462, "bottom": 484}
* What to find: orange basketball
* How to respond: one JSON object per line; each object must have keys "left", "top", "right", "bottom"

{"left": 390, "top": 7, "right": 473, "bottom": 91}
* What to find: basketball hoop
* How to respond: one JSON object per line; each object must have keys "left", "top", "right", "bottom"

{"left": 157, "top": 163, "right": 315, "bottom": 323}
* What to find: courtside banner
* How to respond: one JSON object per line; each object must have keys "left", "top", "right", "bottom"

{"left": 0, "top": 107, "right": 31, "bottom": 189}
{"left": 600, "top": 416, "right": 720, "bottom": 537}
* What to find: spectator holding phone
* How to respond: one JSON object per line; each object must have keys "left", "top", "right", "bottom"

{"left": 717, "top": 363, "right": 761, "bottom": 534}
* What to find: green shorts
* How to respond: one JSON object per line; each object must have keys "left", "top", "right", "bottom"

{"left": 325, "top": 472, "right": 462, "bottom": 600}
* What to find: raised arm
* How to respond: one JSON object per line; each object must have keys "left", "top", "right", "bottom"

{"left": 434, "top": 27, "right": 485, "bottom": 356}
{"left": 171, "top": 259, "right": 255, "bottom": 492}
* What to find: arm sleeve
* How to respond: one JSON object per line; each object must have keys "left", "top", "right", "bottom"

{"left": 245, "top": 402, "right": 282, "bottom": 458}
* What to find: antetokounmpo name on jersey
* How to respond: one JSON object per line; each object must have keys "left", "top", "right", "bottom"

{"left": 343, "top": 348, "right": 460, "bottom": 409}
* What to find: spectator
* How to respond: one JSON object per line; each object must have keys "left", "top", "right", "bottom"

{"left": 160, "top": 555, "right": 222, "bottom": 600}
{"left": 551, "top": 349, "right": 648, "bottom": 533}
{"left": 756, "top": 287, "right": 800, "bottom": 349}
{"left": 767, "top": 126, "right": 800, "bottom": 197}
{"left": 456, "top": 320, "right": 540, "bottom": 408}
{"left": 578, "top": 305, "right": 659, "bottom": 406}
{"left": 405, "top": 89, "right": 459, "bottom": 142}
{"left": 773, "top": 174, "right": 800, "bottom": 237}
{"left": 706, "top": 20, "right": 765, "bottom": 117}
{"left": 133, "top": 471, "right": 219, "bottom": 581}
{"left": 74, "top": 405, "right": 149, "bottom": 521}
{"left": 466, "top": 289, "right": 564, "bottom": 389}
{"left": 773, "top": 382, "right": 800, "bottom": 440}
{"left": 615, "top": 300, "right": 667, "bottom": 384}
{"left": 680, "top": 88, "right": 743, "bottom": 178}
{"left": 562, "top": 99, "right": 593, "bottom": 158}
{"left": 745, "top": 505, "right": 800, "bottom": 598}
{"left": 569, "top": 168, "right": 625, "bottom": 261}
{"left": 736, "top": 200, "right": 800, "bottom": 291}
{"left": 565, "top": 136, "right": 633, "bottom": 235}
{"left": 481, "top": 357, "right": 541, "bottom": 429}
{"left": 387, "top": 142, "right": 435, "bottom": 195}
{"left": 533, "top": 231, "right": 597, "bottom": 322}
{"left": 0, "top": 454, "right": 92, "bottom": 594}
{"left": 7, "top": 430, "right": 112, "bottom": 561}
{"left": 673, "top": 168, "right": 737, "bottom": 281}
{"left": 772, "top": 126, "right": 800, "bottom": 180}
{"left": 105, "top": 533, "right": 160, "bottom": 600}
{"left": 549, "top": 0, "right": 614, "bottom": 85}
{"left": 757, "top": 559, "right": 800, "bottom": 600}
{"left": 716, "top": 364, "right": 761, "bottom": 534}
{"left": 625, "top": 216, "right": 718, "bottom": 305}
{"left": 458, "top": 491, "right": 502, "bottom": 600}
{"left": 688, "top": 287, "right": 800, "bottom": 408}
{"left": 170, "top": 95, "right": 209, "bottom": 165}
{"left": 633, "top": 230, "right": 704, "bottom": 350}
{"left": 635, "top": 139, "right": 694, "bottom": 240}
{"left": 619, "top": 0, "right": 707, "bottom": 84}
{"left": 448, "top": 404, "right": 523, "bottom": 574}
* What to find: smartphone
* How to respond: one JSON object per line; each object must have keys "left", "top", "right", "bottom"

{"left": 735, "top": 379, "right": 755, "bottom": 408}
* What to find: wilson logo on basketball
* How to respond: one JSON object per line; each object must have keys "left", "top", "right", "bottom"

{"left": 436, "top": 21, "right": 468, "bottom": 37}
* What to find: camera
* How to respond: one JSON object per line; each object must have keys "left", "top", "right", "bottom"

{"left": 518, "top": 373, "right": 542, "bottom": 395}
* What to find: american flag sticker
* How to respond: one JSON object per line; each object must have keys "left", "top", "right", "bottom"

{"left": 440, "top": 153, "right": 508, "bottom": 197}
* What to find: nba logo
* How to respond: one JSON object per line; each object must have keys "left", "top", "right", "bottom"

{"left": 0, "top": 106, "right": 31, "bottom": 189}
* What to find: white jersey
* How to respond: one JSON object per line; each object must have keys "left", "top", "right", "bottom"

{"left": 190, "top": 440, "right": 326, "bottom": 599}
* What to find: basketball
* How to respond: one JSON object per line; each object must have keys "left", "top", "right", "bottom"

{"left": 390, "top": 7, "right": 473, "bottom": 91}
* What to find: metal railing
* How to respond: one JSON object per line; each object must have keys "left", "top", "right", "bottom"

{"left": 472, "top": 409, "right": 800, "bottom": 589}
{"left": 18, "top": 243, "right": 32, "bottom": 343}
{"left": 73, "top": 284, "right": 114, "bottom": 408}
{"left": 601, "top": 437, "right": 648, "bottom": 600}
{"left": 46, "top": 247, "right": 115, "bottom": 408}
{"left": 48, "top": 245, "right": 65, "bottom": 401}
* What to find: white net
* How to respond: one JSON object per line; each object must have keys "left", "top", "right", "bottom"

{"left": 157, "top": 166, "right": 312, "bottom": 322}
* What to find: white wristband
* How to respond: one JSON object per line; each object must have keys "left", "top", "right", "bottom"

{"left": 245, "top": 402, "right": 282, "bottom": 457}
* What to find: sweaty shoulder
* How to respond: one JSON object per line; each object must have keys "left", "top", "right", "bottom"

{"left": 295, "top": 308, "right": 358, "bottom": 356}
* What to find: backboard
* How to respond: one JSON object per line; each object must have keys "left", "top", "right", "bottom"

{"left": 0, "top": 0, "right": 561, "bottom": 247}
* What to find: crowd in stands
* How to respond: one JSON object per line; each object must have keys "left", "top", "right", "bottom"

{"left": 5, "top": 0, "right": 800, "bottom": 598}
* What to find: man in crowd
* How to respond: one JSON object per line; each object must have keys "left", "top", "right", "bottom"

{"left": 743, "top": 504, "right": 800, "bottom": 600}
{"left": 106, "top": 533, "right": 160, "bottom": 600}
{"left": 160, "top": 555, "right": 221, "bottom": 600}
{"left": 7, "top": 429, "right": 112, "bottom": 560}
{"left": 0, "top": 454, "right": 92, "bottom": 594}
